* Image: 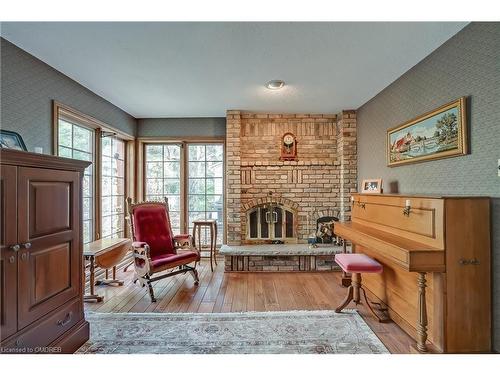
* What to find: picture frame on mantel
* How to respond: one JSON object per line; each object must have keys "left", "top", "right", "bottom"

{"left": 361, "top": 178, "right": 382, "bottom": 194}
{"left": 0, "top": 129, "right": 27, "bottom": 151}
{"left": 387, "top": 97, "right": 467, "bottom": 167}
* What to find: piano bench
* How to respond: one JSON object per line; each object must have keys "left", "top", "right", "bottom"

{"left": 335, "top": 253, "right": 383, "bottom": 273}
{"left": 334, "top": 253, "right": 388, "bottom": 323}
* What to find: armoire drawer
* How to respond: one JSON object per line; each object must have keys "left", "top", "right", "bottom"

{"left": 3, "top": 298, "right": 82, "bottom": 352}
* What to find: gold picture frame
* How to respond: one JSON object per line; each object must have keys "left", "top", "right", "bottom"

{"left": 361, "top": 178, "right": 382, "bottom": 194}
{"left": 387, "top": 97, "right": 467, "bottom": 167}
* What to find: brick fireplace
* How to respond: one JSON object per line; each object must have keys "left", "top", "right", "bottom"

{"left": 225, "top": 110, "right": 357, "bottom": 245}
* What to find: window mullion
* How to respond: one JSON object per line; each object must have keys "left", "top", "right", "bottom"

{"left": 94, "top": 128, "right": 102, "bottom": 240}
{"left": 204, "top": 145, "right": 207, "bottom": 221}
{"left": 181, "top": 142, "right": 188, "bottom": 234}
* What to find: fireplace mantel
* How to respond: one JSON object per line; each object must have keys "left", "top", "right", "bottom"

{"left": 240, "top": 160, "right": 340, "bottom": 167}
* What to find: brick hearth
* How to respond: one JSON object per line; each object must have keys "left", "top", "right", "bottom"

{"left": 220, "top": 244, "right": 344, "bottom": 272}
{"left": 225, "top": 110, "right": 357, "bottom": 245}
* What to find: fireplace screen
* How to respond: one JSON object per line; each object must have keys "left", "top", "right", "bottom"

{"left": 247, "top": 204, "right": 294, "bottom": 240}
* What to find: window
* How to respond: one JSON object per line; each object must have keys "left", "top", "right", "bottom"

{"left": 54, "top": 102, "right": 133, "bottom": 244}
{"left": 58, "top": 119, "right": 95, "bottom": 244}
{"left": 143, "top": 142, "right": 224, "bottom": 244}
{"left": 144, "top": 144, "right": 182, "bottom": 234}
{"left": 188, "top": 144, "right": 224, "bottom": 245}
{"left": 101, "top": 137, "right": 126, "bottom": 238}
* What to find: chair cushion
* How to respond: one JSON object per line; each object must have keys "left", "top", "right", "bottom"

{"left": 150, "top": 251, "right": 199, "bottom": 270}
{"left": 132, "top": 204, "right": 175, "bottom": 258}
{"left": 334, "top": 253, "right": 383, "bottom": 273}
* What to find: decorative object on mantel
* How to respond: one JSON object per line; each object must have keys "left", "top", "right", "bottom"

{"left": 361, "top": 178, "right": 382, "bottom": 194}
{"left": 280, "top": 132, "right": 297, "bottom": 161}
{"left": 78, "top": 310, "right": 389, "bottom": 354}
{"left": 387, "top": 97, "right": 467, "bottom": 167}
{"left": 0, "top": 130, "right": 27, "bottom": 151}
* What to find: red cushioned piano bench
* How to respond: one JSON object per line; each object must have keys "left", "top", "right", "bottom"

{"left": 334, "top": 253, "right": 387, "bottom": 323}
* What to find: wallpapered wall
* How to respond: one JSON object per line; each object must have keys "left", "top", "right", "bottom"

{"left": 0, "top": 38, "right": 137, "bottom": 153}
{"left": 357, "top": 22, "right": 500, "bottom": 351}
{"left": 137, "top": 117, "right": 226, "bottom": 138}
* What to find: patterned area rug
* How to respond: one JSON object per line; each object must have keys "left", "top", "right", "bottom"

{"left": 77, "top": 310, "right": 389, "bottom": 354}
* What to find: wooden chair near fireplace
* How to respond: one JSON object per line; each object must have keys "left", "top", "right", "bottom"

{"left": 126, "top": 197, "right": 200, "bottom": 302}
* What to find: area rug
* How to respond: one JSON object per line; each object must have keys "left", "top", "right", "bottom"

{"left": 77, "top": 310, "right": 389, "bottom": 354}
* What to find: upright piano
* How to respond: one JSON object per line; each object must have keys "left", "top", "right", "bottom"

{"left": 334, "top": 193, "right": 491, "bottom": 353}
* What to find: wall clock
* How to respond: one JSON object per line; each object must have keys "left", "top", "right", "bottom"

{"left": 280, "top": 132, "right": 297, "bottom": 161}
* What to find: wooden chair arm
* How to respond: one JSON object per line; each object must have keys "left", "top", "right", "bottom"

{"left": 132, "top": 241, "right": 148, "bottom": 248}
{"left": 174, "top": 234, "right": 199, "bottom": 255}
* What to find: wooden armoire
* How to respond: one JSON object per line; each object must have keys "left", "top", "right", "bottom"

{"left": 0, "top": 149, "right": 90, "bottom": 353}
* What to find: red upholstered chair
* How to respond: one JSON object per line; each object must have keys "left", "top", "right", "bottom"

{"left": 126, "top": 197, "right": 200, "bottom": 302}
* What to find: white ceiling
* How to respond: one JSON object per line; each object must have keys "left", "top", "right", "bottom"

{"left": 1, "top": 22, "right": 468, "bottom": 118}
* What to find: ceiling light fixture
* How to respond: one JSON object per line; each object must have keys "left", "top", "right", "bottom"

{"left": 265, "top": 79, "right": 285, "bottom": 90}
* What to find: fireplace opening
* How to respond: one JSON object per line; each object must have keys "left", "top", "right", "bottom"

{"left": 247, "top": 203, "right": 296, "bottom": 242}
{"left": 316, "top": 216, "right": 340, "bottom": 245}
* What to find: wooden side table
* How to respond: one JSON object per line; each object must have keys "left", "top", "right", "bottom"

{"left": 192, "top": 220, "right": 217, "bottom": 272}
{"left": 83, "top": 238, "right": 131, "bottom": 302}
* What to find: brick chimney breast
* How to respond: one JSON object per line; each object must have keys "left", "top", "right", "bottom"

{"left": 225, "top": 110, "right": 357, "bottom": 244}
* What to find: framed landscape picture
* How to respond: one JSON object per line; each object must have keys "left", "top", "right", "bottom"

{"left": 387, "top": 97, "right": 467, "bottom": 167}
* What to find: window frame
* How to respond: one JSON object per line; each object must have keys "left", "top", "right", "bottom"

{"left": 186, "top": 143, "right": 224, "bottom": 245}
{"left": 144, "top": 143, "right": 184, "bottom": 235}
{"left": 57, "top": 117, "right": 96, "bottom": 244}
{"left": 100, "top": 136, "right": 127, "bottom": 239}
{"left": 138, "top": 137, "right": 226, "bottom": 244}
{"left": 53, "top": 101, "right": 135, "bottom": 241}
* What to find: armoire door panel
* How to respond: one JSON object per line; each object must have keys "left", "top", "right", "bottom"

{"left": 33, "top": 242, "right": 71, "bottom": 305}
{"left": 29, "top": 181, "right": 71, "bottom": 239}
{"left": 18, "top": 167, "right": 78, "bottom": 243}
{"left": 0, "top": 165, "right": 18, "bottom": 341}
{"left": 17, "top": 167, "right": 81, "bottom": 330}
{"left": 18, "top": 239, "right": 79, "bottom": 330}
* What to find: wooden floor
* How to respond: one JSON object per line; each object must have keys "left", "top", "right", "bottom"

{"left": 84, "top": 258, "right": 415, "bottom": 353}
